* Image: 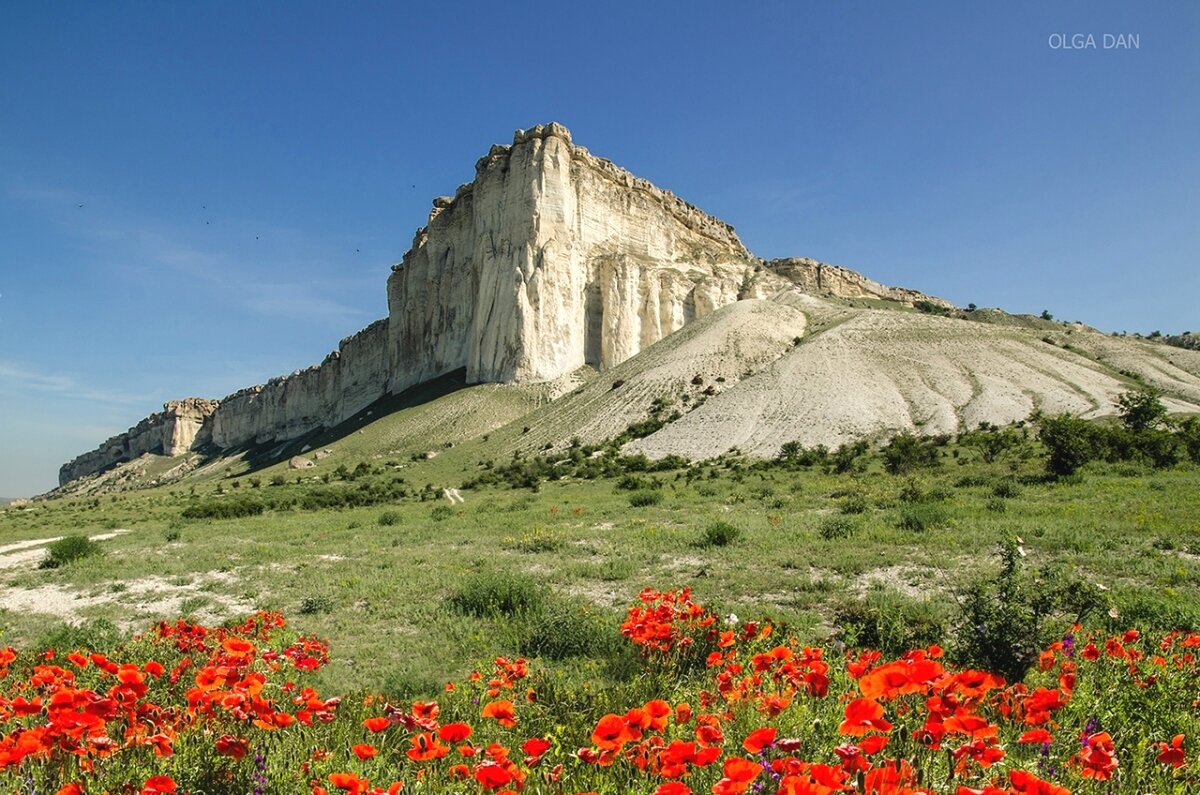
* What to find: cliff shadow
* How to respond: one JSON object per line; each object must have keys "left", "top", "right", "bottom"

{"left": 234, "top": 369, "right": 471, "bottom": 475}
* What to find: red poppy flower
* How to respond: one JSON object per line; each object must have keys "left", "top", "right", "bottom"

{"left": 592, "top": 713, "right": 636, "bottom": 751}
{"left": 353, "top": 743, "right": 377, "bottom": 760}
{"left": 1018, "top": 729, "right": 1054, "bottom": 745}
{"left": 439, "top": 722, "right": 472, "bottom": 742}
{"left": 1077, "top": 731, "right": 1118, "bottom": 780}
{"left": 838, "top": 698, "right": 892, "bottom": 736}
{"left": 473, "top": 762, "right": 514, "bottom": 790}
{"left": 328, "top": 772, "right": 369, "bottom": 794}
{"left": 644, "top": 699, "right": 672, "bottom": 731}
{"left": 482, "top": 700, "right": 517, "bottom": 727}
{"left": 653, "top": 783, "right": 692, "bottom": 795}
{"left": 140, "top": 776, "right": 177, "bottom": 795}
{"left": 743, "top": 726, "right": 777, "bottom": 754}
{"left": 712, "top": 756, "right": 760, "bottom": 795}
{"left": 1157, "top": 734, "right": 1186, "bottom": 768}
{"left": 1009, "top": 769, "right": 1071, "bottom": 795}
{"left": 363, "top": 717, "right": 390, "bottom": 732}
{"left": 215, "top": 734, "right": 250, "bottom": 760}
{"left": 521, "top": 737, "right": 551, "bottom": 758}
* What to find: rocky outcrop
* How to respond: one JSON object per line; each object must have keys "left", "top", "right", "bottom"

{"left": 765, "top": 258, "right": 954, "bottom": 309}
{"left": 58, "top": 398, "right": 218, "bottom": 485}
{"left": 209, "top": 319, "right": 389, "bottom": 448}
{"left": 385, "top": 122, "right": 760, "bottom": 395}
{"left": 59, "top": 123, "right": 948, "bottom": 486}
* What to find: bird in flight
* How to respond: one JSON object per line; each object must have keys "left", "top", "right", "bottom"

{"left": 76, "top": 203, "right": 84, "bottom": 208}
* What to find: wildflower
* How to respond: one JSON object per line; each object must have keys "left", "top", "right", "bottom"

{"left": 838, "top": 698, "right": 892, "bottom": 736}
{"left": 439, "top": 722, "right": 473, "bottom": 742}
{"left": 742, "top": 727, "right": 777, "bottom": 754}
{"left": 328, "top": 772, "right": 369, "bottom": 794}
{"left": 363, "top": 716, "right": 390, "bottom": 732}
{"left": 712, "top": 756, "right": 760, "bottom": 795}
{"left": 353, "top": 743, "right": 378, "bottom": 760}
{"left": 482, "top": 699, "right": 518, "bottom": 727}
{"left": 1075, "top": 731, "right": 1118, "bottom": 780}
{"left": 1157, "top": 733, "right": 1186, "bottom": 767}
{"left": 140, "top": 776, "right": 177, "bottom": 795}
{"left": 215, "top": 734, "right": 250, "bottom": 760}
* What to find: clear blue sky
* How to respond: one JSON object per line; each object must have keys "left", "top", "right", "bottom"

{"left": 2, "top": 2, "right": 1197, "bottom": 496}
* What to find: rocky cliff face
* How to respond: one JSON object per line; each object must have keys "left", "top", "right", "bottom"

{"left": 208, "top": 319, "right": 390, "bottom": 448}
{"left": 58, "top": 398, "right": 218, "bottom": 485}
{"left": 59, "top": 123, "right": 949, "bottom": 486}
{"left": 385, "top": 122, "right": 760, "bottom": 396}
{"left": 766, "top": 258, "right": 953, "bottom": 309}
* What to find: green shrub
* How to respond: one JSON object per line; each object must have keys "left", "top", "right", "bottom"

{"left": 1117, "top": 386, "right": 1167, "bottom": 432}
{"left": 1039, "top": 414, "right": 1100, "bottom": 476}
{"left": 448, "top": 572, "right": 545, "bottom": 617}
{"left": 985, "top": 497, "right": 1008, "bottom": 513}
{"left": 519, "top": 600, "right": 619, "bottom": 660}
{"left": 181, "top": 497, "right": 266, "bottom": 520}
{"left": 299, "top": 595, "right": 334, "bottom": 615}
{"left": 34, "top": 618, "right": 120, "bottom": 653}
{"left": 895, "top": 504, "right": 949, "bottom": 532}
{"left": 882, "top": 434, "right": 940, "bottom": 475}
{"left": 819, "top": 516, "right": 857, "bottom": 540}
{"left": 952, "top": 539, "right": 1103, "bottom": 681}
{"left": 40, "top": 535, "right": 102, "bottom": 569}
{"left": 628, "top": 490, "right": 662, "bottom": 507}
{"left": 839, "top": 493, "right": 869, "bottom": 515}
{"left": 431, "top": 504, "right": 454, "bottom": 521}
{"left": 991, "top": 480, "right": 1020, "bottom": 499}
{"left": 833, "top": 592, "right": 947, "bottom": 656}
{"left": 378, "top": 510, "right": 401, "bottom": 526}
{"left": 700, "top": 521, "right": 740, "bottom": 547}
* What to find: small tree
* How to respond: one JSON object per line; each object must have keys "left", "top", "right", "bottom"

{"left": 1038, "top": 414, "right": 1097, "bottom": 476}
{"left": 882, "top": 433, "right": 940, "bottom": 475}
{"left": 1116, "top": 386, "right": 1167, "bottom": 432}
{"left": 1040, "top": 309, "right": 1053, "bottom": 321}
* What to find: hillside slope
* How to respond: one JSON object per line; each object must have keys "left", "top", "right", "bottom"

{"left": 627, "top": 292, "right": 1200, "bottom": 459}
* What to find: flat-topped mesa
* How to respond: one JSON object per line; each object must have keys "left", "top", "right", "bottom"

{"left": 766, "top": 257, "right": 954, "bottom": 309}
{"left": 58, "top": 398, "right": 219, "bottom": 486}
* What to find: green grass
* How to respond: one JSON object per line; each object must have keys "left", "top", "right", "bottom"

{"left": 3, "top": 437, "right": 1199, "bottom": 696}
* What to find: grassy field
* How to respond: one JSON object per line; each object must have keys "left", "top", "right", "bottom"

{"left": 4, "top": 431, "right": 1199, "bottom": 698}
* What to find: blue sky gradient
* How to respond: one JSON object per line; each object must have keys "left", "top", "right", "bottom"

{"left": 1, "top": 2, "right": 1197, "bottom": 495}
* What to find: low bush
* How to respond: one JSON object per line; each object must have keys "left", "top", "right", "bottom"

{"left": 833, "top": 591, "right": 948, "bottom": 657}
{"left": 448, "top": 572, "right": 545, "bottom": 617}
{"left": 818, "top": 516, "right": 857, "bottom": 540}
{"left": 181, "top": 498, "right": 266, "bottom": 520}
{"left": 519, "top": 600, "right": 620, "bottom": 660}
{"left": 700, "top": 521, "right": 740, "bottom": 547}
{"left": 628, "top": 490, "right": 662, "bottom": 507}
{"left": 839, "top": 493, "right": 869, "bottom": 514}
{"left": 39, "top": 534, "right": 102, "bottom": 569}
{"left": 895, "top": 504, "right": 949, "bottom": 532}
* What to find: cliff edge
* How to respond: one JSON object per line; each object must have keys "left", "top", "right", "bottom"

{"left": 59, "top": 123, "right": 946, "bottom": 486}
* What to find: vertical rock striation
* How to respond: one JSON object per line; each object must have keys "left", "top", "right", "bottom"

{"left": 385, "top": 122, "right": 758, "bottom": 395}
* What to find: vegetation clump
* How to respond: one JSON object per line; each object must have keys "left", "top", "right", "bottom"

{"left": 39, "top": 534, "right": 102, "bottom": 569}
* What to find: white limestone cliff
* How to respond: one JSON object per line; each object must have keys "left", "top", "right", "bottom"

{"left": 58, "top": 398, "right": 219, "bottom": 485}
{"left": 59, "top": 123, "right": 949, "bottom": 486}
{"left": 385, "top": 122, "right": 759, "bottom": 396}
